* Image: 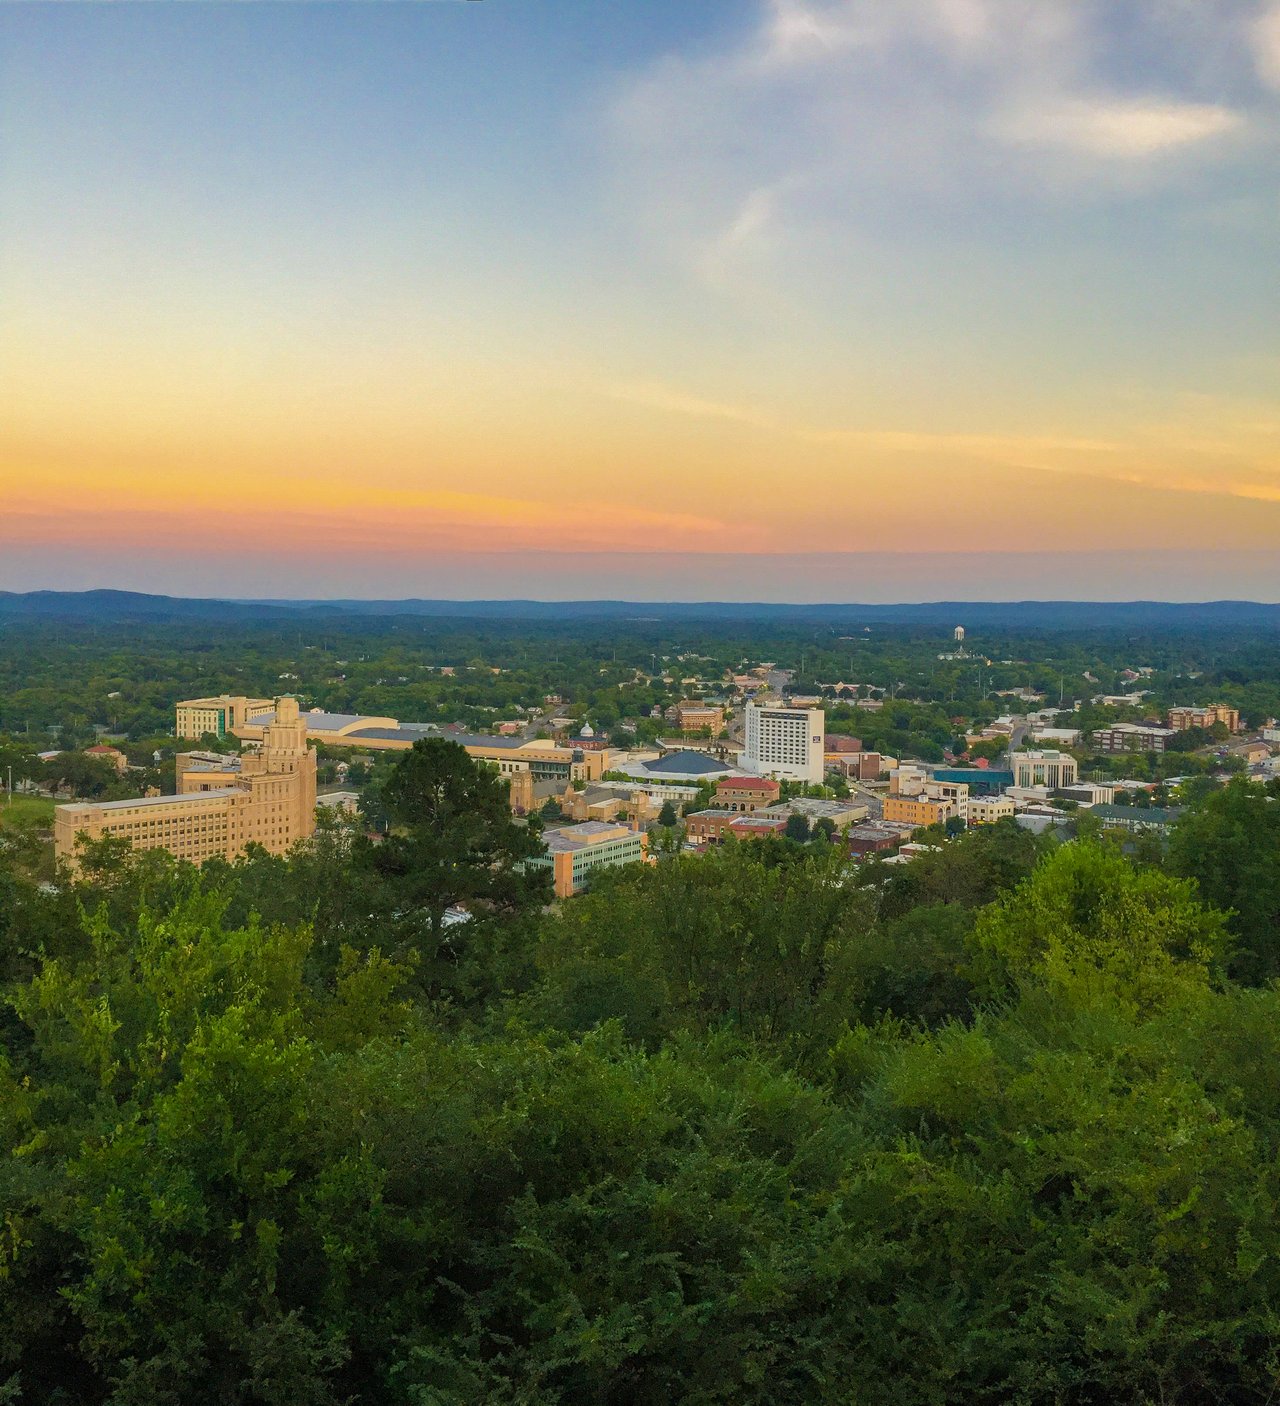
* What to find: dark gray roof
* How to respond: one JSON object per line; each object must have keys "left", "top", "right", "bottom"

{"left": 1091, "top": 804, "right": 1184, "bottom": 826}
{"left": 646, "top": 750, "right": 732, "bottom": 776}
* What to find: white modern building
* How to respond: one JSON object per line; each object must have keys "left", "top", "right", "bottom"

{"left": 742, "top": 702, "right": 825, "bottom": 784}
{"left": 1010, "top": 750, "right": 1079, "bottom": 789}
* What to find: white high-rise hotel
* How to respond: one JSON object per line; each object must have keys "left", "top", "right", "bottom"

{"left": 743, "top": 702, "right": 825, "bottom": 784}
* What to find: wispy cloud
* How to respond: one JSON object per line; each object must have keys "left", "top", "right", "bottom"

{"left": 989, "top": 98, "right": 1244, "bottom": 158}
{"left": 594, "top": 376, "right": 1280, "bottom": 510}
{"left": 1253, "top": 3, "right": 1280, "bottom": 87}
{"left": 606, "top": 0, "right": 1274, "bottom": 290}
{"left": 604, "top": 380, "right": 780, "bottom": 430}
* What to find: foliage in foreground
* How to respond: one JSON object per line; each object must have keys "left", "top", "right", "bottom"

{"left": 3, "top": 772, "right": 1280, "bottom": 1403}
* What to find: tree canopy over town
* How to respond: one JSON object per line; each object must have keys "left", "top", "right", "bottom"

{"left": 3, "top": 709, "right": 1280, "bottom": 1401}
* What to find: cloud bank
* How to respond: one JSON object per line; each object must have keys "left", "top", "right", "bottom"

{"left": 608, "top": 0, "right": 1278, "bottom": 291}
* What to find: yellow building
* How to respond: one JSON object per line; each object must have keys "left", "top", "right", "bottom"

{"left": 175, "top": 694, "right": 274, "bottom": 740}
{"left": 882, "top": 795, "right": 958, "bottom": 828}
{"left": 968, "top": 796, "right": 1015, "bottom": 825}
{"left": 57, "top": 698, "right": 317, "bottom": 870}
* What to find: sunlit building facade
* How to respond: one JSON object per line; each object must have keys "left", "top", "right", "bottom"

{"left": 57, "top": 698, "right": 317, "bottom": 870}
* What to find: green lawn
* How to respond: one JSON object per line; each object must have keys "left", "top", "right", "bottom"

{"left": 0, "top": 794, "right": 57, "bottom": 830}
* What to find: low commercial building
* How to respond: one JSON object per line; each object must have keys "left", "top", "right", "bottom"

{"left": 685, "top": 809, "right": 733, "bottom": 844}
{"left": 845, "top": 824, "right": 903, "bottom": 856}
{"left": 1227, "top": 741, "right": 1271, "bottom": 766}
{"left": 1167, "top": 704, "right": 1239, "bottom": 733}
{"left": 685, "top": 809, "right": 791, "bottom": 845}
{"left": 727, "top": 814, "right": 789, "bottom": 841}
{"left": 656, "top": 737, "right": 743, "bottom": 763}
{"left": 175, "top": 694, "right": 274, "bottom": 741}
{"left": 58, "top": 697, "right": 317, "bottom": 870}
{"left": 1091, "top": 723, "right": 1179, "bottom": 753}
{"left": 585, "top": 780, "right": 702, "bottom": 807}
{"left": 317, "top": 790, "right": 360, "bottom": 815}
{"left": 84, "top": 744, "right": 129, "bottom": 775}
{"left": 559, "top": 785, "right": 661, "bottom": 827}
{"left": 826, "top": 750, "right": 884, "bottom": 781}
{"left": 527, "top": 821, "right": 648, "bottom": 897}
{"left": 885, "top": 842, "right": 943, "bottom": 864}
{"left": 968, "top": 796, "right": 1015, "bottom": 825}
{"left": 1010, "top": 751, "right": 1079, "bottom": 788}
{"left": 234, "top": 708, "right": 609, "bottom": 784}
{"left": 1029, "top": 727, "right": 1083, "bottom": 746}
{"left": 766, "top": 797, "right": 869, "bottom": 831}
{"left": 1090, "top": 804, "right": 1184, "bottom": 835}
{"left": 714, "top": 776, "right": 782, "bottom": 812}
{"left": 1053, "top": 782, "right": 1118, "bottom": 806}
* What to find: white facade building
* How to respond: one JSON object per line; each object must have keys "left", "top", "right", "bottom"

{"left": 1010, "top": 750, "right": 1079, "bottom": 789}
{"left": 743, "top": 702, "right": 825, "bottom": 784}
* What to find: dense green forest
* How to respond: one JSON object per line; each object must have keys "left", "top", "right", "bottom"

{"left": 3, "top": 615, "right": 1280, "bottom": 748}
{"left": 3, "top": 733, "right": 1280, "bottom": 1402}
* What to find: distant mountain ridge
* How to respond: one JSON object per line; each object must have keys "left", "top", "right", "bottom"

{"left": 2, "top": 589, "right": 1279, "bottom": 629}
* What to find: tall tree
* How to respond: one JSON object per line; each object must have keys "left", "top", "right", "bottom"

{"left": 358, "top": 740, "right": 551, "bottom": 994}
{"left": 1167, "top": 778, "right": 1280, "bottom": 984}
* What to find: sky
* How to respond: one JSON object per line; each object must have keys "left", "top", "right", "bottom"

{"left": 2, "top": 0, "right": 1279, "bottom": 602}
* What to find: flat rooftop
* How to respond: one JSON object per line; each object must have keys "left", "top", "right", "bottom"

{"left": 543, "top": 821, "right": 636, "bottom": 853}
{"left": 60, "top": 788, "right": 243, "bottom": 812}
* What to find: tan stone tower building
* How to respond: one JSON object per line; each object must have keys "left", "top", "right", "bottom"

{"left": 55, "top": 697, "right": 318, "bottom": 870}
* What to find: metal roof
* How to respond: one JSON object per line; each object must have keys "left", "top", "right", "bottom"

{"left": 645, "top": 750, "right": 732, "bottom": 775}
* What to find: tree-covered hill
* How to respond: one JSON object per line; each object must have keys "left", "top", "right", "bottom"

{"left": 3, "top": 741, "right": 1280, "bottom": 1403}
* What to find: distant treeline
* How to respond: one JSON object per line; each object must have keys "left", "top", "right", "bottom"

{"left": 3, "top": 587, "right": 1280, "bottom": 628}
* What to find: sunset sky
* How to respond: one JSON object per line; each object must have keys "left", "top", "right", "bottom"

{"left": 3, "top": 0, "right": 1279, "bottom": 601}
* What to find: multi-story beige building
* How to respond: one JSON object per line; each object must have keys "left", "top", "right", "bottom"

{"left": 669, "top": 702, "right": 725, "bottom": 735}
{"left": 175, "top": 695, "right": 274, "bottom": 741}
{"left": 525, "top": 822, "right": 648, "bottom": 898}
{"left": 882, "top": 795, "right": 961, "bottom": 828}
{"left": 968, "top": 796, "right": 1015, "bottom": 825}
{"left": 57, "top": 697, "right": 317, "bottom": 871}
{"left": 1091, "top": 723, "right": 1177, "bottom": 754}
{"left": 1010, "top": 750, "right": 1079, "bottom": 788}
{"left": 1167, "top": 704, "right": 1240, "bottom": 733}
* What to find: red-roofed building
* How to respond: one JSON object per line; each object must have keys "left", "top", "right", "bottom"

{"left": 85, "top": 745, "right": 128, "bottom": 775}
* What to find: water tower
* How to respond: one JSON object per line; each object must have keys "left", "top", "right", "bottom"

{"left": 954, "top": 625, "right": 965, "bottom": 642}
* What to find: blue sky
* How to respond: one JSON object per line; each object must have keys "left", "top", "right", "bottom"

{"left": 2, "top": 0, "right": 1278, "bottom": 600}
